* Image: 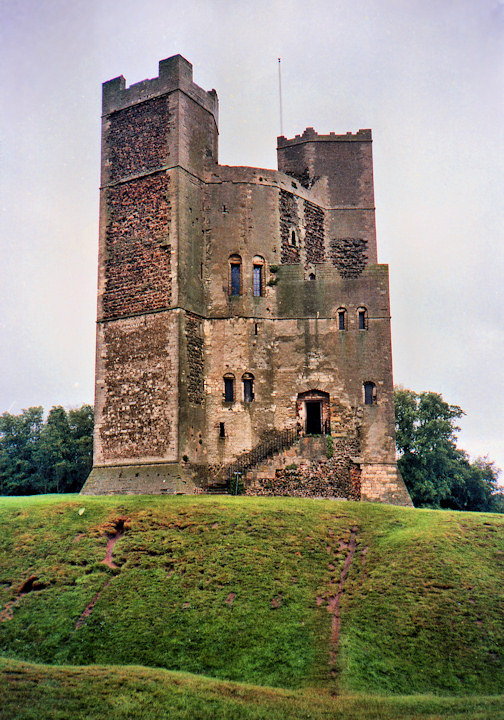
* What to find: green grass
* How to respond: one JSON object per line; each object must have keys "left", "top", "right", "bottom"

{"left": 2, "top": 658, "right": 504, "bottom": 720}
{"left": 0, "top": 494, "right": 503, "bottom": 717}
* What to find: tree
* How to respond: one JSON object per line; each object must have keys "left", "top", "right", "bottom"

{"left": 0, "top": 404, "right": 93, "bottom": 495}
{"left": 394, "top": 388, "right": 502, "bottom": 511}
{"left": 0, "top": 407, "right": 44, "bottom": 495}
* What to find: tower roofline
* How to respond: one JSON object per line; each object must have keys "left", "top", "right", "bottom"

{"left": 102, "top": 54, "right": 219, "bottom": 125}
{"left": 277, "top": 127, "right": 371, "bottom": 148}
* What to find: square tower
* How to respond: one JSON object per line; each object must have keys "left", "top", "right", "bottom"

{"left": 82, "top": 55, "right": 411, "bottom": 506}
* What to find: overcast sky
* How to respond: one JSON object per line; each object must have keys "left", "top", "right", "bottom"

{"left": 1, "top": 0, "right": 503, "bottom": 476}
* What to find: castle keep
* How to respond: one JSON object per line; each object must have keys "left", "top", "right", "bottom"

{"left": 81, "top": 55, "right": 412, "bottom": 506}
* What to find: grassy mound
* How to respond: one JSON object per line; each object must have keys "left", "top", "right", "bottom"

{"left": 2, "top": 658, "right": 504, "bottom": 720}
{"left": 0, "top": 494, "right": 503, "bottom": 713}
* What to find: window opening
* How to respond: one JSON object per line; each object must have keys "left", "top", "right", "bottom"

{"left": 338, "top": 308, "right": 346, "bottom": 331}
{"left": 290, "top": 229, "right": 298, "bottom": 247}
{"left": 358, "top": 307, "right": 368, "bottom": 330}
{"left": 253, "top": 265, "right": 263, "bottom": 296}
{"left": 219, "top": 422, "right": 225, "bottom": 438}
{"left": 364, "top": 381, "right": 376, "bottom": 405}
{"left": 309, "top": 273, "right": 316, "bottom": 281}
{"left": 223, "top": 375, "right": 235, "bottom": 402}
{"left": 254, "top": 322, "right": 258, "bottom": 336}
{"left": 229, "top": 256, "right": 242, "bottom": 296}
{"left": 242, "top": 373, "right": 254, "bottom": 402}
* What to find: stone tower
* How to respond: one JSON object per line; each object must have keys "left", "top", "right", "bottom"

{"left": 82, "top": 55, "right": 412, "bottom": 506}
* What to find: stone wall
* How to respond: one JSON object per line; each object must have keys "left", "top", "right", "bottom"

{"left": 279, "top": 189, "right": 301, "bottom": 264}
{"left": 107, "top": 96, "right": 171, "bottom": 180}
{"left": 329, "top": 237, "right": 368, "bottom": 278}
{"left": 95, "top": 312, "right": 178, "bottom": 463}
{"left": 185, "top": 313, "right": 204, "bottom": 405}
{"left": 103, "top": 174, "right": 171, "bottom": 319}
{"left": 304, "top": 200, "right": 325, "bottom": 265}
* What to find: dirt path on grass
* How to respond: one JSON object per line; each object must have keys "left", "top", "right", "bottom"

{"left": 74, "top": 517, "right": 127, "bottom": 629}
{"left": 317, "top": 525, "right": 360, "bottom": 668}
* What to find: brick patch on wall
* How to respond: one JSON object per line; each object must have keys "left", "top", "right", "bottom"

{"left": 185, "top": 313, "right": 204, "bottom": 405}
{"left": 107, "top": 96, "right": 170, "bottom": 181}
{"left": 329, "top": 237, "right": 368, "bottom": 277}
{"left": 103, "top": 174, "right": 171, "bottom": 319}
{"left": 280, "top": 189, "right": 300, "bottom": 264}
{"left": 304, "top": 200, "right": 325, "bottom": 265}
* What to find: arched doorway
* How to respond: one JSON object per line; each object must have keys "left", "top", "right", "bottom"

{"left": 296, "top": 390, "right": 330, "bottom": 435}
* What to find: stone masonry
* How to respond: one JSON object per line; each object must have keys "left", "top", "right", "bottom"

{"left": 81, "top": 54, "right": 412, "bottom": 506}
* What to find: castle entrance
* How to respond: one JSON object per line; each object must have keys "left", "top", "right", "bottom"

{"left": 305, "top": 401, "right": 322, "bottom": 434}
{"left": 297, "top": 390, "right": 330, "bottom": 435}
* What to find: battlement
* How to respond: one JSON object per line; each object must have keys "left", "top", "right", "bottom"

{"left": 277, "top": 127, "right": 371, "bottom": 148}
{"left": 102, "top": 54, "right": 218, "bottom": 124}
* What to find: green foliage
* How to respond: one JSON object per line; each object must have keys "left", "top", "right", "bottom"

{"left": 326, "top": 434, "right": 334, "bottom": 459}
{"left": 267, "top": 277, "right": 279, "bottom": 286}
{"left": 0, "top": 405, "right": 93, "bottom": 495}
{"left": 285, "top": 463, "right": 298, "bottom": 470}
{"left": 394, "top": 388, "right": 502, "bottom": 511}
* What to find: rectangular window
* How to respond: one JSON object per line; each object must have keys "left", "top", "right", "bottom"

{"left": 230, "top": 264, "right": 241, "bottom": 295}
{"left": 338, "top": 311, "right": 345, "bottom": 330}
{"left": 359, "top": 311, "right": 366, "bottom": 330}
{"left": 243, "top": 378, "right": 254, "bottom": 402}
{"left": 219, "top": 422, "right": 225, "bottom": 438}
{"left": 253, "top": 265, "right": 263, "bottom": 297}
{"left": 224, "top": 377, "right": 234, "bottom": 402}
{"left": 364, "top": 382, "right": 375, "bottom": 405}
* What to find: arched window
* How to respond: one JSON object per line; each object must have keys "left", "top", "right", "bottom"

{"left": 358, "top": 307, "right": 368, "bottom": 330}
{"left": 252, "top": 256, "right": 265, "bottom": 297}
{"left": 228, "top": 255, "right": 242, "bottom": 296}
{"left": 242, "top": 373, "right": 254, "bottom": 402}
{"left": 308, "top": 272, "right": 316, "bottom": 281}
{"left": 363, "top": 381, "right": 376, "bottom": 405}
{"left": 290, "top": 229, "right": 298, "bottom": 247}
{"left": 223, "top": 373, "right": 235, "bottom": 402}
{"left": 337, "top": 307, "right": 347, "bottom": 331}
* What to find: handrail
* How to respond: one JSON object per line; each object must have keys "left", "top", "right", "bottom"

{"left": 213, "top": 427, "right": 300, "bottom": 487}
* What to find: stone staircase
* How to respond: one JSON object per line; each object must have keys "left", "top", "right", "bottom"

{"left": 246, "top": 436, "right": 327, "bottom": 485}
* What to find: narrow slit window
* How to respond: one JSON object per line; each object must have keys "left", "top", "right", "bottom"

{"left": 230, "top": 264, "right": 241, "bottom": 295}
{"left": 338, "top": 308, "right": 346, "bottom": 331}
{"left": 358, "top": 307, "right": 368, "bottom": 330}
{"left": 290, "top": 229, "right": 298, "bottom": 247}
{"left": 364, "top": 381, "right": 376, "bottom": 405}
{"left": 219, "top": 422, "right": 225, "bottom": 438}
{"left": 243, "top": 373, "right": 254, "bottom": 402}
{"left": 223, "top": 375, "right": 235, "bottom": 402}
{"left": 229, "top": 255, "right": 242, "bottom": 296}
{"left": 253, "top": 265, "right": 263, "bottom": 296}
{"left": 254, "top": 322, "right": 258, "bottom": 336}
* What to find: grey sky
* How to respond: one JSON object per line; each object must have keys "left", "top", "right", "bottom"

{"left": 1, "top": 0, "right": 503, "bottom": 475}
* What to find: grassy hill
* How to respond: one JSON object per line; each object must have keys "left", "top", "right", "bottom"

{"left": 0, "top": 494, "right": 503, "bottom": 719}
